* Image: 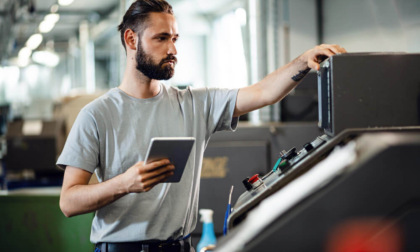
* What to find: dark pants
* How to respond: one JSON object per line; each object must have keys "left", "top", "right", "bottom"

{"left": 95, "top": 237, "right": 195, "bottom": 252}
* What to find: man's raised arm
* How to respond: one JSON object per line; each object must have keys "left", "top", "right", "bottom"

{"left": 234, "top": 44, "right": 346, "bottom": 117}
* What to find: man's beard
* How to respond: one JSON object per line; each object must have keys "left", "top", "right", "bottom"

{"left": 135, "top": 42, "right": 177, "bottom": 80}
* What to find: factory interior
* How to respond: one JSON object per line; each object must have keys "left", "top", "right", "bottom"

{"left": 1, "top": 0, "right": 420, "bottom": 251}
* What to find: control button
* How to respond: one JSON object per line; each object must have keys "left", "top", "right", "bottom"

{"left": 242, "top": 178, "right": 252, "bottom": 191}
{"left": 282, "top": 147, "right": 297, "bottom": 160}
{"left": 248, "top": 174, "right": 265, "bottom": 190}
{"left": 303, "top": 143, "right": 314, "bottom": 152}
{"left": 249, "top": 174, "right": 260, "bottom": 184}
{"left": 278, "top": 159, "right": 290, "bottom": 172}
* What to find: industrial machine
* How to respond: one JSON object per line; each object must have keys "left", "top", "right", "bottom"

{"left": 3, "top": 119, "right": 66, "bottom": 189}
{"left": 216, "top": 53, "right": 420, "bottom": 251}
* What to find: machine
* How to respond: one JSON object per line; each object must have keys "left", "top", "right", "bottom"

{"left": 216, "top": 53, "right": 420, "bottom": 251}
{"left": 3, "top": 119, "right": 66, "bottom": 189}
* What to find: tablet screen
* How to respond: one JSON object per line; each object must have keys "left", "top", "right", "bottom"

{"left": 144, "top": 137, "right": 195, "bottom": 183}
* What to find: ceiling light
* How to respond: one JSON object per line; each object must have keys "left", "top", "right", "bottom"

{"left": 18, "top": 58, "right": 29, "bottom": 67}
{"left": 58, "top": 0, "right": 74, "bottom": 6}
{"left": 26, "top": 33, "right": 43, "bottom": 50}
{"left": 18, "top": 47, "right": 32, "bottom": 59}
{"left": 18, "top": 47, "right": 32, "bottom": 67}
{"left": 39, "top": 20, "right": 55, "bottom": 33}
{"left": 45, "top": 13, "right": 60, "bottom": 23}
{"left": 32, "top": 51, "right": 60, "bottom": 67}
{"left": 39, "top": 13, "right": 60, "bottom": 33}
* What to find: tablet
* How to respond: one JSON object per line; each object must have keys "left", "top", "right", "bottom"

{"left": 144, "top": 137, "right": 196, "bottom": 183}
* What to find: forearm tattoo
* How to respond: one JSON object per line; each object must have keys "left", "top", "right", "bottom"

{"left": 291, "top": 68, "right": 310, "bottom": 82}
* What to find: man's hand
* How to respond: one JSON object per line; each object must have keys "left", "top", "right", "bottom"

{"left": 60, "top": 159, "right": 174, "bottom": 217}
{"left": 122, "top": 159, "right": 175, "bottom": 193}
{"left": 301, "top": 44, "right": 347, "bottom": 71}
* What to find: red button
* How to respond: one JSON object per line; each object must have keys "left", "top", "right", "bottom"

{"left": 249, "top": 174, "right": 259, "bottom": 184}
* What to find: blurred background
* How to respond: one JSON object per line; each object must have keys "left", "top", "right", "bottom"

{"left": 0, "top": 0, "right": 419, "bottom": 123}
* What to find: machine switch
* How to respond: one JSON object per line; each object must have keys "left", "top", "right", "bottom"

{"left": 303, "top": 143, "right": 314, "bottom": 152}
{"left": 278, "top": 160, "right": 290, "bottom": 172}
{"left": 282, "top": 147, "right": 297, "bottom": 160}
{"left": 246, "top": 174, "right": 265, "bottom": 191}
{"left": 249, "top": 174, "right": 260, "bottom": 184}
{"left": 242, "top": 178, "right": 252, "bottom": 191}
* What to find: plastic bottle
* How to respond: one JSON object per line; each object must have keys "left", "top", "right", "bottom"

{"left": 196, "top": 209, "right": 217, "bottom": 252}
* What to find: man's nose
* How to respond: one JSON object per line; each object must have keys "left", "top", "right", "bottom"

{"left": 167, "top": 41, "right": 177, "bottom": 55}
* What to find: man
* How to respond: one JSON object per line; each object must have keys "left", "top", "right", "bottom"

{"left": 58, "top": 0, "right": 346, "bottom": 251}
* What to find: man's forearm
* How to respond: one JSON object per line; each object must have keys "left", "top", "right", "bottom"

{"left": 60, "top": 170, "right": 128, "bottom": 217}
{"left": 60, "top": 160, "right": 174, "bottom": 217}
{"left": 291, "top": 67, "right": 311, "bottom": 82}
{"left": 234, "top": 55, "right": 308, "bottom": 117}
{"left": 259, "top": 54, "right": 310, "bottom": 105}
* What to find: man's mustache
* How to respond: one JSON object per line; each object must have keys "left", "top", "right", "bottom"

{"left": 162, "top": 55, "right": 177, "bottom": 65}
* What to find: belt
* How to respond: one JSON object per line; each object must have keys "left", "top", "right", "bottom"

{"left": 95, "top": 236, "right": 192, "bottom": 252}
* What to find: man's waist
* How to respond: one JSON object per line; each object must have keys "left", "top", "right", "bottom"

{"left": 95, "top": 235, "right": 192, "bottom": 252}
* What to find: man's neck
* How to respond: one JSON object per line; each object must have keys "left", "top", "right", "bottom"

{"left": 119, "top": 65, "right": 161, "bottom": 99}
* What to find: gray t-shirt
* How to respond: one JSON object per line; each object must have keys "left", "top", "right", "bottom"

{"left": 57, "top": 84, "right": 239, "bottom": 243}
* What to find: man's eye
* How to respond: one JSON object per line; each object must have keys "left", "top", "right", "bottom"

{"left": 158, "top": 37, "right": 166, "bottom": 41}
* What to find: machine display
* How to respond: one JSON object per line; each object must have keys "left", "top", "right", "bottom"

{"left": 217, "top": 53, "right": 420, "bottom": 251}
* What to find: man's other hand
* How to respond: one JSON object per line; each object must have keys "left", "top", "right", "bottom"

{"left": 123, "top": 159, "right": 175, "bottom": 193}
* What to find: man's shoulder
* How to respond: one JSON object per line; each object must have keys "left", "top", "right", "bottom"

{"left": 81, "top": 88, "right": 120, "bottom": 115}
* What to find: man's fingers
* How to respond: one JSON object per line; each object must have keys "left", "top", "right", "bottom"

{"left": 125, "top": 159, "right": 175, "bottom": 193}
{"left": 307, "top": 44, "right": 347, "bottom": 70}
{"left": 308, "top": 60, "right": 320, "bottom": 71}
{"left": 316, "top": 47, "right": 335, "bottom": 57}
{"left": 141, "top": 164, "right": 175, "bottom": 181}
{"left": 143, "top": 171, "right": 174, "bottom": 189}
{"left": 320, "top": 44, "right": 347, "bottom": 54}
{"left": 141, "top": 159, "right": 171, "bottom": 172}
{"left": 308, "top": 48, "right": 332, "bottom": 71}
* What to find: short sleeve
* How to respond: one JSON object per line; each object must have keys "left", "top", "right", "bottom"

{"left": 56, "top": 109, "right": 100, "bottom": 173}
{"left": 193, "top": 87, "right": 239, "bottom": 134}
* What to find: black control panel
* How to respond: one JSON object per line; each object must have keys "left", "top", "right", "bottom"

{"left": 230, "top": 135, "right": 329, "bottom": 227}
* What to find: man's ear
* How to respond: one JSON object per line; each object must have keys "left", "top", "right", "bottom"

{"left": 124, "top": 29, "right": 137, "bottom": 51}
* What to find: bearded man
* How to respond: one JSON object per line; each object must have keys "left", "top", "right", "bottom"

{"left": 57, "top": 0, "right": 346, "bottom": 251}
